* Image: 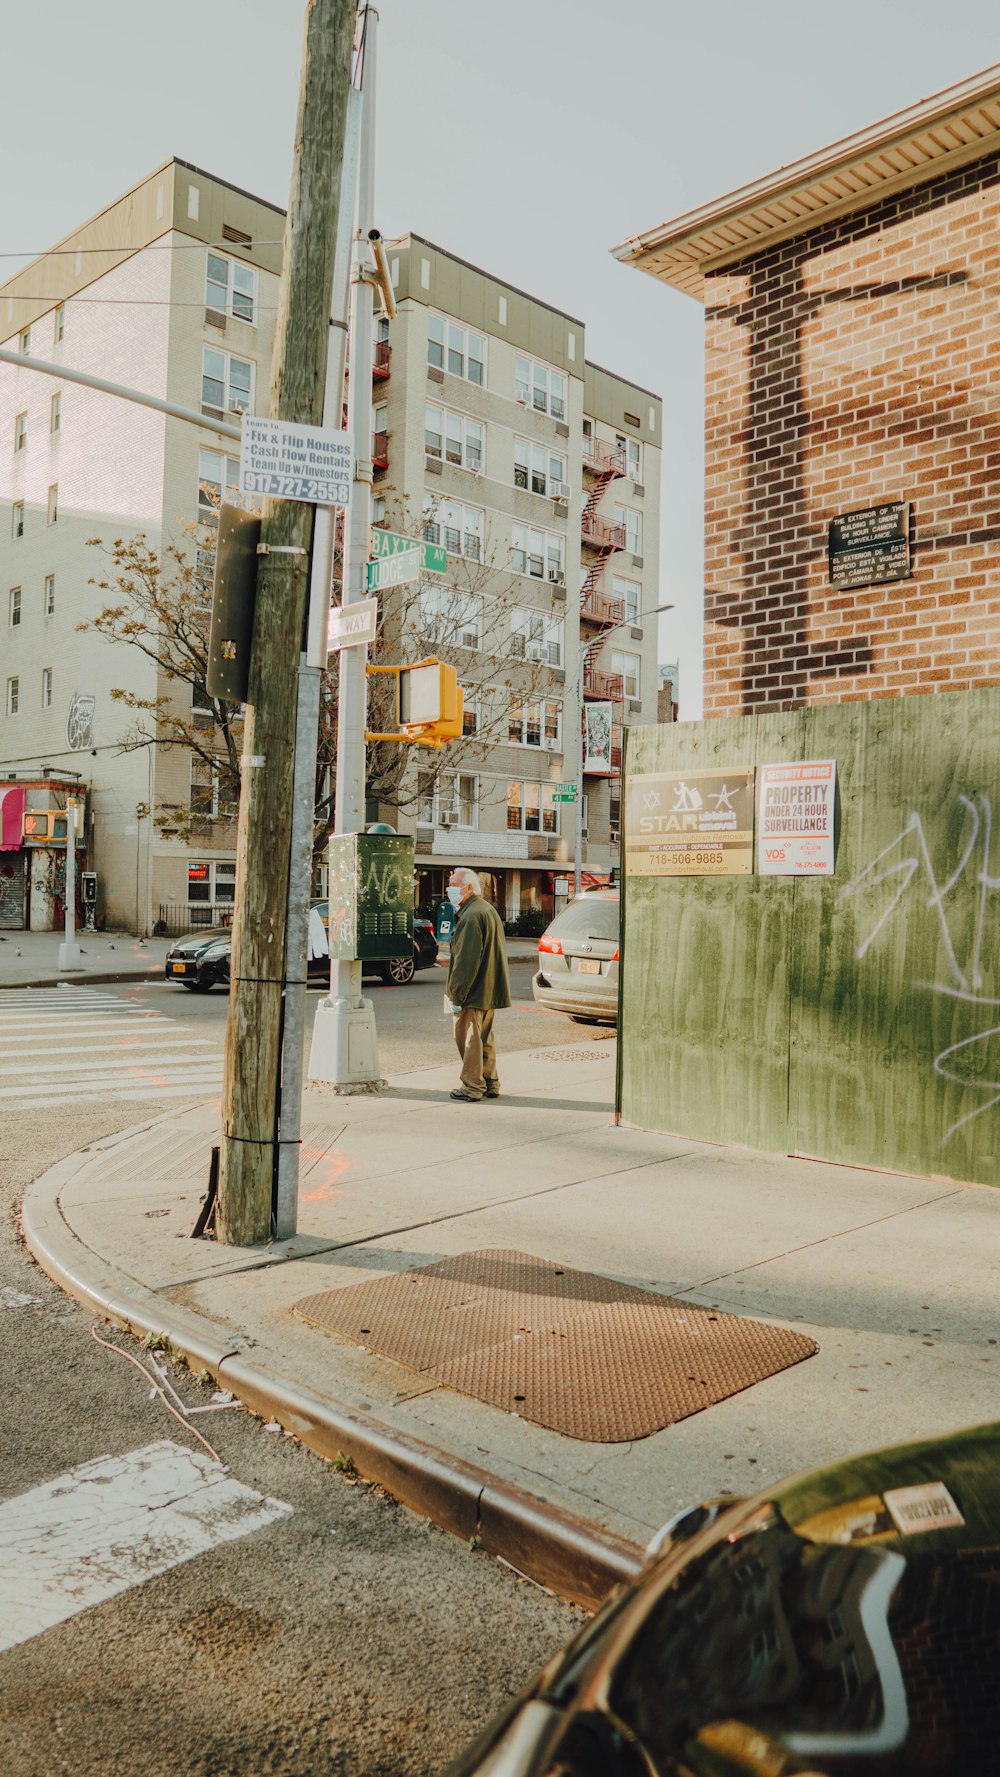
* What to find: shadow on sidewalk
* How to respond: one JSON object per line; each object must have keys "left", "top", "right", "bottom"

{"left": 382, "top": 1086, "right": 613, "bottom": 1113}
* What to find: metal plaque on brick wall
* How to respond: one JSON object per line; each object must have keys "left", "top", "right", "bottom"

{"left": 829, "top": 502, "right": 910, "bottom": 589}
{"left": 326, "top": 832, "right": 414, "bottom": 961}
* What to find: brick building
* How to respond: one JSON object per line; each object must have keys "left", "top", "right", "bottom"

{"left": 614, "top": 61, "right": 1000, "bottom": 716}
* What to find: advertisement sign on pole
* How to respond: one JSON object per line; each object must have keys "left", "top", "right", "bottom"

{"left": 757, "top": 759, "right": 837, "bottom": 875}
{"left": 625, "top": 768, "right": 755, "bottom": 876}
{"left": 239, "top": 415, "right": 353, "bottom": 506}
{"left": 583, "top": 701, "right": 614, "bottom": 774}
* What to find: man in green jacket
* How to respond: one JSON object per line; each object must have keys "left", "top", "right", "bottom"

{"left": 445, "top": 866, "right": 511, "bottom": 1101}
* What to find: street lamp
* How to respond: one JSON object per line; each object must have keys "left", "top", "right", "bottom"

{"left": 574, "top": 602, "right": 673, "bottom": 895}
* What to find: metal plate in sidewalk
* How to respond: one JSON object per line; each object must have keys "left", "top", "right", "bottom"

{"left": 293, "top": 1249, "right": 817, "bottom": 1443}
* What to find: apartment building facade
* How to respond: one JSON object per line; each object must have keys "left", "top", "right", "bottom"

{"left": 366, "top": 234, "right": 662, "bottom": 920}
{"left": 0, "top": 162, "right": 661, "bottom": 931}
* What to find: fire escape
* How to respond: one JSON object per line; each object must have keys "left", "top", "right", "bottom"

{"left": 580, "top": 436, "right": 627, "bottom": 778}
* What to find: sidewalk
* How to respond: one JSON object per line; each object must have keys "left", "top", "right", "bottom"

{"left": 22, "top": 1039, "right": 1000, "bottom": 1606}
{"left": 0, "top": 930, "right": 171, "bottom": 988}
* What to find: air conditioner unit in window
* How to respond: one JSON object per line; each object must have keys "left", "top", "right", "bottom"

{"left": 550, "top": 483, "right": 571, "bottom": 501}
{"left": 439, "top": 811, "right": 456, "bottom": 827}
{"left": 548, "top": 569, "right": 565, "bottom": 586}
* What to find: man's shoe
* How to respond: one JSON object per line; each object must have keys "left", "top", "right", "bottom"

{"left": 484, "top": 1087, "right": 500, "bottom": 1099}
{"left": 450, "top": 1088, "right": 481, "bottom": 1102}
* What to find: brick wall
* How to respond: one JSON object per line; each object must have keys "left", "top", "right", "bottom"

{"left": 704, "top": 151, "right": 1000, "bottom": 715}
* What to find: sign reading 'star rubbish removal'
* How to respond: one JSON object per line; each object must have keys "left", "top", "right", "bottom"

{"left": 625, "top": 768, "right": 755, "bottom": 876}
{"left": 757, "top": 760, "right": 836, "bottom": 875}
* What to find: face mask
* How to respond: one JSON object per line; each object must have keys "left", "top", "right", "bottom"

{"left": 446, "top": 886, "right": 463, "bottom": 908}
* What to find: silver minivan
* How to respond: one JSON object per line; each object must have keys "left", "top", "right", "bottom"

{"left": 531, "top": 888, "right": 620, "bottom": 1024}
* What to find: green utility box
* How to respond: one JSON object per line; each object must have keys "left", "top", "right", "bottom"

{"left": 326, "top": 832, "right": 415, "bottom": 962}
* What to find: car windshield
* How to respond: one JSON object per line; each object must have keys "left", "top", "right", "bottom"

{"left": 547, "top": 896, "right": 619, "bottom": 943}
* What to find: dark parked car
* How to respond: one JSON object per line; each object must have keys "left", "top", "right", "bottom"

{"left": 446, "top": 1420, "right": 1000, "bottom": 1776}
{"left": 532, "top": 889, "right": 620, "bottom": 1025}
{"left": 164, "top": 905, "right": 438, "bottom": 992}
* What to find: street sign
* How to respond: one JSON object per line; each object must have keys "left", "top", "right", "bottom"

{"left": 367, "top": 548, "right": 422, "bottom": 591}
{"left": 553, "top": 789, "right": 578, "bottom": 803}
{"left": 329, "top": 597, "right": 379, "bottom": 651}
{"left": 239, "top": 415, "right": 352, "bottom": 506}
{"left": 370, "top": 527, "right": 447, "bottom": 575}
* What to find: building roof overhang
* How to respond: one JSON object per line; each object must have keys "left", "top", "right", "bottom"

{"left": 612, "top": 61, "right": 1000, "bottom": 300}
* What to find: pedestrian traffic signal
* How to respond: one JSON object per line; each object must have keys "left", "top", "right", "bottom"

{"left": 365, "top": 657, "right": 463, "bottom": 748}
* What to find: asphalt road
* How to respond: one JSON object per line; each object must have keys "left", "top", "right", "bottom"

{"left": 144, "top": 955, "right": 616, "bottom": 1075}
{"left": 0, "top": 971, "right": 591, "bottom": 1774}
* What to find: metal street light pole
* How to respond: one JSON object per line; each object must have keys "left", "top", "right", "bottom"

{"left": 574, "top": 602, "right": 673, "bottom": 896}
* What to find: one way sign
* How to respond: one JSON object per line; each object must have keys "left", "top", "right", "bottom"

{"left": 328, "top": 597, "right": 379, "bottom": 651}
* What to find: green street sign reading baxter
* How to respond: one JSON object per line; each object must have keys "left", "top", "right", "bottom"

{"left": 370, "top": 527, "right": 447, "bottom": 576}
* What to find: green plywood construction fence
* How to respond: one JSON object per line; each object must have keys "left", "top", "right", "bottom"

{"left": 619, "top": 690, "right": 1000, "bottom": 1187}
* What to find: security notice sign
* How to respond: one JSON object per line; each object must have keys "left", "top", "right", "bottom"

{"left": 757, "top": 759, "right": 836, "bottom": 875}
{"left": 625, "top": 768, "right": 755, "bottom": 876}
{"left": 240, "top": 416, "right": 353, "bottom": 506}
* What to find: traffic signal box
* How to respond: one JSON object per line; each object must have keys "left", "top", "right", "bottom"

{"left": 365, "top": 657, "right": 463, "bottom": 748}
{"left": 326, "top": 832, "right": 415, "bottom": 962}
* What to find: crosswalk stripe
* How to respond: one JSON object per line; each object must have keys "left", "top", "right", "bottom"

{"left": 0, "top": 988, "right": 225, "bottom": 1105}
{"left": 0, "top": 1440, "right": 291, "bottom": 1653}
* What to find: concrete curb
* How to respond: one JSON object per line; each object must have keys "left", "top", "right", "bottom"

{"left": 21, "top": 1151, "right": 645, "bottom": 1611}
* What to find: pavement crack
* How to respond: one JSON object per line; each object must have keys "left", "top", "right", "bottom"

{"left": 680, "top": 1186, "right": 968, "bottom": 1293}
{"left": 161, "top": 1149, "right": 693, "bottom": 1289}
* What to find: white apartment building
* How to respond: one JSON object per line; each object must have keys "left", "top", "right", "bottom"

{"left": 0, "top": 162, "right": 661, "bottom": 932}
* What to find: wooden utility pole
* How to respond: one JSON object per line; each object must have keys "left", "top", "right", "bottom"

{"left": 218, "top": 0, "right": 355, "bottom": 1245}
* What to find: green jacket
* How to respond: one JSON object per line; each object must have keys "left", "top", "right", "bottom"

{"left": 447, "top": 896, "right": 511, "bottom": 1010}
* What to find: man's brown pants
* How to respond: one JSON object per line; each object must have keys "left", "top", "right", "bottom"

{"left": 454, "top": 1006, "right": 498, "bottom": 1097}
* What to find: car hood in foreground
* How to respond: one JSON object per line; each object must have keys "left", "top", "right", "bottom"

{"left": 448, "top": 1421, "right": 1000, "bottom": 1776}
{"left": 166, "top": 929, "right": 231, "bottom": 957}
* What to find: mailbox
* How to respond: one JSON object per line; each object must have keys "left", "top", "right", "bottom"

{"left": 326, "top": 832, "right": 415, "bottom": 963}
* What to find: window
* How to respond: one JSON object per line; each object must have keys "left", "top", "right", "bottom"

{"left": 511, "top": 522, "right": 565, "bottom": 583}
{"left": 14, "top": 412, "right": 26, "bottom": 452}
{"left": 9, "top": 586, "right": 21, "bottom": 627}
{"left": 418, "top": 584, "right": 482, "bottom": 650}
{"left": 425, "top": 403, "right": 483, "bottom": 472}
{"left": 508, "top": 697, "right": 562, "bottom": 749}
{"left": 6, "top": 677, "right": 19, "bottom": 716}
{"left": 11, "top": 502, "right": 24, "bottom": 540}
{"left": 187, "top": 860, "right": 237, "bottom": 905}
{"left": 613, "top": 576, "right": 641, "bottom": 624}
{"left": 197, "top": 447, "right": 240, "bottom": 525}
{"left": 50, "top": 393, "right": 61, "bottom": 433}
{"left": 507, "top": 780, "right": 559, "bottom": 834}
{"left": 53, "top": 304, "right": 65, "bottom": 344}
{"left": 417, "top": 770, "right": 478, "bottom": 828}
{"left": 44, "top": 574, "right": 55, "bottom": 615}
{"left": 18, "top": 327, "right": 30, "bottom": 356}
{"left": 426, "top": 313, "right": 485, "bottom": 386}
{"left": 616, "top": 434, "right": 643, "bottom": 481}
{"left": 422, "top": 496, "right": 483, "bottom": 561}
{"left": 205, "top": 251, "right": 257, "bottom": 324}
{"left": 47, "top": 484, "right": 58, "bottom": 525}
{"left": 461, "top": 689, "right": 479, "bottom": 736}
{"left": 201, "top": 346, "right": 254, "bottom": 417}
{"left": 372, "top": 494, "right": 386, "bottom": 527}
{"left": 515, "top": 356, "right": 566, "bottom": 420}
{"left": 190, "top": 758, "right": 238, "bottom": 822}
{"left": 192, "top": 683, "right": 213, "bottom": 723}
{"left": 514, "top": 438, "right": 567, "bottom": 497}
{"left": 614, "top": 503, "right": 642, "bottom": 555}
{"left": 611, "top": 649, "right": 641, "bottom": 699}
{"left": 510, "top": 607, "right": 564, "bottom": 667}
{"left": 41, "top": 667, "right": 52, "bottom": 708}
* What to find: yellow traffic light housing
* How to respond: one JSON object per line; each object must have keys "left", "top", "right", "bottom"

{"left": 365, "top": 657, "right": 463, "bottom": 748}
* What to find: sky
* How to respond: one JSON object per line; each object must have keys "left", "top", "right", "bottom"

{"left": 4, "top": 0, "right": 1000, "bottom": 716}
